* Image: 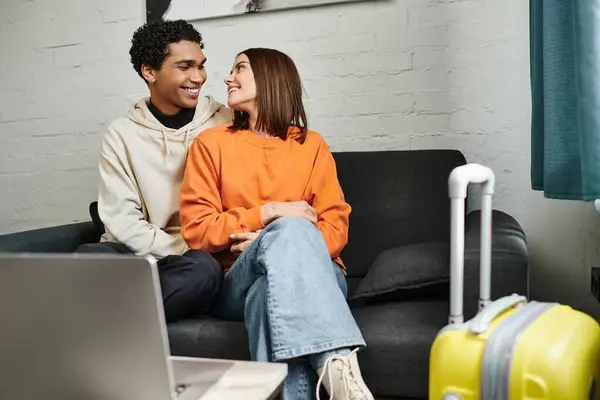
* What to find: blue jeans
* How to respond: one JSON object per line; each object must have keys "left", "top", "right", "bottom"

{"left": 212, "top": 217, "right": 366, "bottom": 400}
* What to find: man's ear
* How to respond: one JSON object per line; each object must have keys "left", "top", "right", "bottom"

{"left": 141, "top": 64, "right": 157, "bottom": 84}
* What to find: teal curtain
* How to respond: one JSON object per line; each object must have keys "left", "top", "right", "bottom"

{"left": 530, "top": 0, "right": 600, "bottom": 200}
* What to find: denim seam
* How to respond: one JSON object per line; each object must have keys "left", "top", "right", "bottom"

{"left": 258, "top": 237, "right": 285, "bottom": 352}
{"left": 266, "top": 272, "right": 284, "bottom": 351}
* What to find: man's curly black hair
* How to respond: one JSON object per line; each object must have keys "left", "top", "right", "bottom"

{"left": 129, "top": 19, "right": 204, "bottom": 81}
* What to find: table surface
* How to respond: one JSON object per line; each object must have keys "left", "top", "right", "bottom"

{"left": 170, "top": 356, "right": 288, "bottom": 400}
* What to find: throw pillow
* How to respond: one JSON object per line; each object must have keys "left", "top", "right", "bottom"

{"left": 350, "top": 241, "right": 450, "bottom": 304}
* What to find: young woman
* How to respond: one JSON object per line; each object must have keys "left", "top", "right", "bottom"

{"left": 179, "top": 48, "right": 373, "bottom": 400}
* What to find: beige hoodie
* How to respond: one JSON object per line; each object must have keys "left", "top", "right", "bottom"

{"left": 98, "top": 95, "right": 233, "bottom": 259}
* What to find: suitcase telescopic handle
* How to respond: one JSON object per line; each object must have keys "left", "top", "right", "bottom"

{"left": 448, "top": 164, "right": 495, "bottom": 325}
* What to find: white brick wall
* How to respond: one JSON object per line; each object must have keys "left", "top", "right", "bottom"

{"left": 0, "top": 0, "right": 147, "bottom": 232}
{"left": 1, "top": 0, "right": 599, "bottom": 316}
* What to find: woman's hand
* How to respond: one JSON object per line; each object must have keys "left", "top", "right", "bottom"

{"left": 234, "top": 200, "right": 317, "bottom": 253}
{"left": 230, "top": 230, "right": 262, "bottom": 253}
{"left": 260, "top": 201, "right": 317, "bottom": 225}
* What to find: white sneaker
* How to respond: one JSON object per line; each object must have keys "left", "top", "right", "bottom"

{"left": 316, "top": 348, "right": 374, "bottom": 400}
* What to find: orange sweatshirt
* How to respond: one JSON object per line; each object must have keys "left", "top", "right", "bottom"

{"left": 179, "top": 124, "right": 351, "bottom": 269}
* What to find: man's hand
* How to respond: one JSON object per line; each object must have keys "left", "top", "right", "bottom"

{"left": 260, "top": 201, "right": 317, "bottom": 225}
{"left": 230, "top": 230, "right": 262, "bottom": 253}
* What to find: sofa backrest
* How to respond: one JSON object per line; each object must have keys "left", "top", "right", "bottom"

{"left": 332, "top": 149, "right": 467, "bottom": 281}
{"left": 85, "top": 149, "right": 467, "bottom": 284}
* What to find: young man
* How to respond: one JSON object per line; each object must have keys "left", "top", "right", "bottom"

{"left": 76, "top": 19, "right": 232, "bottom": 323}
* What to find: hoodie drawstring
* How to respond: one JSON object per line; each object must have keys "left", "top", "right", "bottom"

{"left": 161, "top": 126, "right": 193, "bottom": 166}
{"left": 184, "top": 127, "right": 191, "bottom": 157}
{"left": 161, "top": 129, "right": 170, "bottom": 165}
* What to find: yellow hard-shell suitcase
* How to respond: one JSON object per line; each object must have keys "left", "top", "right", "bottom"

{"left": 429, "top": 164, "right": 600, "bottom": 400}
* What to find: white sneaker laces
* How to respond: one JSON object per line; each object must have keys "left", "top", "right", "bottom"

{"left": 316, "top": 348, "right": 366, "bottom": 400}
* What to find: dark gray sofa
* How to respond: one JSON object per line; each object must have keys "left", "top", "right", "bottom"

{"left": 0, "top": 149, "right": 528, "bottom": 399}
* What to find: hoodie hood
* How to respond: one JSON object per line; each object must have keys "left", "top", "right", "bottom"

{"left": 127, "top": 95, "right": 225, "bottom": 135}
{"left": 125, "top": 95, "right": 231, "bottom": 164}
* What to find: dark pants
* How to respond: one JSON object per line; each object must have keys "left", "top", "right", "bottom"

{"left": 75, "top": 242, "right": 223, "bottom": 323}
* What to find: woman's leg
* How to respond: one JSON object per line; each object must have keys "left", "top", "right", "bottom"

{"left": 213, "top": 216, "right": 371, "bottom": 399}
{"left": 213, "top": 216, "right": 364, "bottom": 355}
{"left": 213, "top": 260, "right": 318, "bottom": 400}
{"left": 264, "top": 217, "right": 364, "bottom": 358}
{"left": 303, "top": 260, "right": 373, "bottom": 400}
{"left": 246, "top": 276, "right": 317, "bottom": 400}
{"left": 308, "top": 262, "right": 351, "bottom": 364}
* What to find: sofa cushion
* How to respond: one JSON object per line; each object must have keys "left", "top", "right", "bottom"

{"left": 167, "top": 300, "right": 447, "bottom": 399}
{"left": 352, "top": 300, "right": 447, "bottom": 398}
{"left": 350, "top": 242, "right": 450, "bottom": 304}
{"left": 167, "top": 316, "right": 250, "bottom": 360}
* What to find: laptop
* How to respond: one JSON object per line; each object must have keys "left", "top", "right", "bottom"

{"left": 0, "top": 253, "right": 235, "bottom": 400}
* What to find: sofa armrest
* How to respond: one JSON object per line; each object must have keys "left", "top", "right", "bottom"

{"left": 462, "top": 209, "right": 529, "bottom": 319}
{"left": 0, "top": 222, "right": 100, "bottom": 253}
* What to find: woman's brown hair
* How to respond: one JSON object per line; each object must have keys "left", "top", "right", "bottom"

{"left": 229, "top": 48, "right": 307, "bottom": 143}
